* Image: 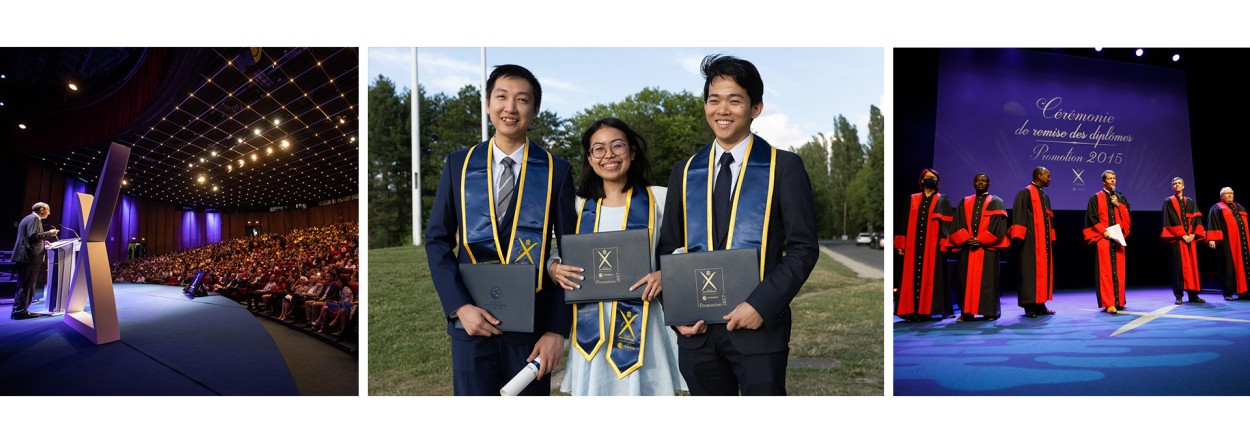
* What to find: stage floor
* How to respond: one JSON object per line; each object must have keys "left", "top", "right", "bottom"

{"left": 895, "top": 287, "right": 1250, "bottom": 395}
{"left": 0, "top": 284, "right": 299, "bottom": 395}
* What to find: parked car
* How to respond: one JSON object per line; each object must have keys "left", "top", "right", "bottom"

{"left": 856, "top": 232, "right": 872, "bottom": 246}
{"left": 871, "top": 232, "right": 884, "bottom": 249}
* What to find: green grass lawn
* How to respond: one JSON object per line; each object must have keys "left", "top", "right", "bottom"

{"left": 367, "top": 246, "right": 883, "bottom": 396}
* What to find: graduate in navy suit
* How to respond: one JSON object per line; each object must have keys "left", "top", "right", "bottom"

{"left": 425, "top": 65, "right": 576, "bottom": 396}
{"left": 656, "top": 55, "right": 819, "bottom": 395}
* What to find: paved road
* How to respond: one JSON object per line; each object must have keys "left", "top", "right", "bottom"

{"left": 819, "top": 239, "right": 884, "bottom": 274}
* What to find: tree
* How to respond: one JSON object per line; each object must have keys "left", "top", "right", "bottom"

{"left": 795, "top": 134, "right": 836, "bottom": 238}
{"left": 829, "top": 115, "right": 865, "bottom": 237}
{"left": 849, "top": 105, "right": 885, "bottom": 232}
{"left": 367, "top": 75, "right": 411, "bottom": 248}
{"left": 560, "top": 87, "right": 713, "bottom": 186}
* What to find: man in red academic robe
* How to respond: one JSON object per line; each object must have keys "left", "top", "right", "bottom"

{"left": 895, "top": 168, "right": 954, "bottom": 322}
{"left": 1206, "top": 187, "right": 1250, "bottom": 301}
{"left": 1083, "top": 170, "right": 1130, "bottom": 314}
{"left": 1161, "top": 177, "right": 1205, "bottom": 305}
{"left": 947, "top": 173, "right": 1010, "bottom": 322}
{"left": 1010, "top": 167, "right": 1056, "bottom": 318}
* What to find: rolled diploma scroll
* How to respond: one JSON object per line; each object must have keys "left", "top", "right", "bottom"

{"left": 500, "top": 357, "right": 541, "bottom": 396}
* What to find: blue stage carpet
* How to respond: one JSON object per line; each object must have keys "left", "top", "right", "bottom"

{"left": 895, "top": 287, "right": 1250, "bottom": 395}
{"left": 0, "top": 284, "right": 298, "bottom": 395}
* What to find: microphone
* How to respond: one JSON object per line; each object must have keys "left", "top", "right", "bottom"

{"left": 57, "top": 224, "right": 79, "bottom": 239}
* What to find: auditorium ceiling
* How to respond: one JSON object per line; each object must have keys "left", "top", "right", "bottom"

{"left": 0, "top": 47, "right": 358, "bottom": 211}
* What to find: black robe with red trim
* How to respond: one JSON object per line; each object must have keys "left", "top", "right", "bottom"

{"left": 1206, "top": 202, "right": 1250, "bottom": 296}
{"left": 1009, "top": 184, "right": 1055, "bottom": 306}
{"left": 1161, "top": 194, "right": 1204, "bottom": 295}
{"left": 894, "top": 192, "right": 953, "bottom": 317}
{"left": 947, "top": 193, "right": 1009, "bottom": 317}
{"left": 1083, "top": 189, "right": 1130, "bottom": 308}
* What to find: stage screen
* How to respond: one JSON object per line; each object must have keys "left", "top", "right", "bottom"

{"left": 932, "top": 48, "right": 1195, "bottom": 210}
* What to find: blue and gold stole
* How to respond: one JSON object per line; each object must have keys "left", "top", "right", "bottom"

{"left": 459, "top": 137, "right": 553, "bottom": 291}
{"left": 682, "top": 134, "right": 776, "bottom": 278}
{"left": 571, "top": 185, "right": 655, "bottom": 378}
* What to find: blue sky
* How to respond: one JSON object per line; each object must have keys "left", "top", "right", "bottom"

{"left": 368, "top": 48, "right": 883, "bottom": 151}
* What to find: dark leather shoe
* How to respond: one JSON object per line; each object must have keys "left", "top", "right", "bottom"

{"left": 1040, "top": 309, "right": 1056, "bottom": 315}
{"left": 1025, "top": 312, "right": 1038, "bottom": 318}
{"left": 1175, "top": 299, "right": 1184, "bottom": 305}
{"left": 1190, "top": 296, "right": 1207, "bottom": 303}
{"left": 1225, "top": 295, "right": 1235, "bottom": 301}
{"left": 10, "top": 311, "right": 39, "bottom": 320}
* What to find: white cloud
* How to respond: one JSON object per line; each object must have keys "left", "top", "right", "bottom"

{"left": 539, "top": 77, "right": 586, "bottom": 94}
{"left": 417, "top": 51, "right": 484, "bottom": 95}
{"left": 753, "top": 109, "right": 810, "bottom": 151}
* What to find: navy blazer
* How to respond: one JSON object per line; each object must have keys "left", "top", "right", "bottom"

{"left": 425, "top": 142, "right": 576, "bottom": 344}
{"left": 12, "top": 213, "right": 56, "bottom": 264}
{"left": 656, "top": 145, "right": 820, "bottom": 355}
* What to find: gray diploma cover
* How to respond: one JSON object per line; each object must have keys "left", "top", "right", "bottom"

{"left": 561, "top": 229, "right": 652, "bottom": 303}
{"left": 660, "top": 248, "right": 759, "bottom": 325}
{"left": 455, "top": 264, "right": 537, "bottom": 333}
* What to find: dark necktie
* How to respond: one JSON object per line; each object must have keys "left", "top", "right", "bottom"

{"left": 713, "top": 151, "right": 734, "bottom": 249}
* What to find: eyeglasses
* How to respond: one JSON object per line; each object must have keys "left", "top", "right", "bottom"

{"left": 589, "top": 141, "right": 629, "bottom": 159}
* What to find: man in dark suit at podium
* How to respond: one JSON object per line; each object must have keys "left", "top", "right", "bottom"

{"left": 11, "top": 202, "right": 59, "bottom": 320}
{"left": 656, "top": 55, "right": 819, "bottom": 395}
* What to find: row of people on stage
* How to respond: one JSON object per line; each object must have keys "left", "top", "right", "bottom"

{"left": 423, "top": 57, "right": 819, "bottom": 396}
{"left": 896, "top": 166, "right": 1250, "bottom": 323}
{"left": 110, "top": 222, "right": 359, "bottom": 337}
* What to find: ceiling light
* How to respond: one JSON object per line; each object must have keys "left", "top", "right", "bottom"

{"left": 18, "top": 123, "right": 26, "bottom": 129}
{"left": 227, "top": 165, "right": 233, "bottom": 172}
{"left": 273, "top": 118, "right": 281, "bottom": 125}
{"left": 199, "top": 158, "right": 205, "bottom": 163}
{"left": 68, "top": 83, "right": 78, "bottom": 91}
{"left": 349, "top": 137, "right": 356, "bottom": 143}
{"left": 339, "top": 117, "right": 346, "bottom": 125}
{"left": 281, "top": 140, "right": 290, "bottom": 148}
{"left": 266, "top": 147, "right": 273, "bottom": 155}
{"left": 1135, "top": 49, "right": 1144, "bottom": 57}
{"left": 213, "top": 186, "right": 219, "bottom": 192}
{"left": 238, "top": 159, "right": 245, "bottom": 166}
{"left": 251, "top": 153, "right": 258, "bottom": 161}
{"left": 1173, "top": 53, "right": 1181, "bottom": 62}
{"left": 211, "top": 151, "right": 217, "bottom": 156}
{"left": 1095, "top": 47, "right": 1103, "bottom": 52}
{"left": 122, "top": 180, "right": 128, "bottom": 185}
{"left": 197, "top": 176, "right": 206, "bottom": 184}
{"left": 237, "top": 138, "right": 243, "bottom": 144}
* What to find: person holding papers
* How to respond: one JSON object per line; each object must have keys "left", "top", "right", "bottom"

{"left": 425, "top": 64, "right": 576, "bottom": 396}
{"left": 1083, "top": 170, "right": 1131, "bottom": 314}
{"left": 655, "top": 55, "right": 819, "bottom": 395}
{"left": 546, "top": 118, "right": 684, "bottom": 395}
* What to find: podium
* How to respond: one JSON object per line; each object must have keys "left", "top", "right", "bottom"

{"left": 40, "top": 239, "right": 80, "bottom": 315}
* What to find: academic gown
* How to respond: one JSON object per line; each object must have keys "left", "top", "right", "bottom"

{"left": 1083, "top": 189, "right": 1130, "bottom": 309}
{"left": 1009, "top": 184, "right": 1055, "bottom": 307}
{"left": 946, "top": 193, "right": 1009, "bottom": 317}
{"left": 894, "top": 191, "right": 954, "bottom": 318}
{"left": 1161, "top": 195, "right": 1204, "bottom": 296}
{"left": 1206, "top": 202, "right": 1250, "bottom": 297}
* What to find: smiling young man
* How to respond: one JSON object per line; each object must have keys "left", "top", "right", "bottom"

{"left": 424, "top": 64, "right": 576, "bottom": 396}
{"left": 655, "top": 54, "right": 819, "bottom": 395}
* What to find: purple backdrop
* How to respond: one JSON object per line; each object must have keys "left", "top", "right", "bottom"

{"left": 933, "top": 49, "right": 1196, "bottom": 210}
{"left": 61, "top": 178, "right": 222, "bottom": 262}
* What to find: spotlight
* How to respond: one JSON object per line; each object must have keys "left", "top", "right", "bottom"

{"left": 1094, "top": 47, "right": 1102, "bottom": 52}
{"left": 68, "top": 82, "right": 78, "bottom": 91}
{"left": 237, "top": 138, "right": 243, "bottom": 144}
{"left": 1135, "top": 49, "right": 1144, "bottom": 57}
{"left": 211, "top": 151, "right": 217, "bottom": 157}
{"left": 273, "top": 118, "right": 281, "bottom": 125}
{"left": 200, "top": 157, "right": 205, "bottom": 163}
{"left": 350, "top": 137, "right": 356, "bottom": 143}
{"left": 122, "top": 179, "right": 128, "bottom": 185}
{"left": 251, "top": 153, "right": 258, "bottom": 161}
{"left": 254, "top": 128, "right": 261, "bottom": 135}
{"left": 339, "top": 117, "right": 346, "bottom": 125}
{"left": 266, "top": 147, "right": 273, "bottom": 155}
{"left": 18, "top": 123, "right": 26, "bottom": 129}
{"left": 1173, "top": 53, "right": 1181, "bottom": 62}
{"left": 281, "top": 140, "right": 290, "bottom": 148}
{"left": 197, "top": 176, "right": 206, "bottom": 184}
{"left": 213, "top": 185, "right": 219, "bottom": 192}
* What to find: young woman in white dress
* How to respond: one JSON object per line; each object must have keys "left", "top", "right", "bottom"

{"left": 550, "top": 118, "right": 686, "bottom": 395}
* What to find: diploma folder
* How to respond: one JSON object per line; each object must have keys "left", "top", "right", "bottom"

{"left": 560, "top": 229, "right": 652, "bottom": 303}
{"left": 454, "top": 264, "right": 536, "bottom": 333}
{"left": 660, "top": 248, "right": 759, "bottom": 326}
